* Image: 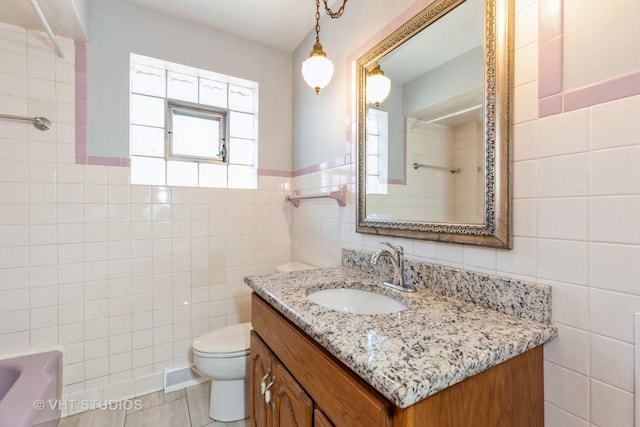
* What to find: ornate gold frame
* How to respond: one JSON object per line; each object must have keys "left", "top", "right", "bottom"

{"left": 356, "top": 0, "right": 514, "bottom": 248}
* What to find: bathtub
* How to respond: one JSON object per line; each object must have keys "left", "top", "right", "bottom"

{"left": 0, "top": 350, "right": 62, "bottom": 427}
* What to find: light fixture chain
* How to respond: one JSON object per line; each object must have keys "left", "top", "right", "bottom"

{"left": 302, "top": 0, "right": 345, "bottom": 95}
{"left": 322, "top": 0, "right": 348, "bottom": 19}
{"left": 314, "top": 0, "right": 321, "bottom": 42}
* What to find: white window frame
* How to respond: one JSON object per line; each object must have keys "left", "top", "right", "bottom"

{"left": 166, "top": 99, "right": 228, "bottom": 163}
{"left": 129, "top": 53, "right": 259, "bottom": 189}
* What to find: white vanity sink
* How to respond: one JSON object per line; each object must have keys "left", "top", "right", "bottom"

{"left": 307, "top": 288, "right": 407, "bottom": 314}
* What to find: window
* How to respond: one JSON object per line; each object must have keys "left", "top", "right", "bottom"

{"left": 366, "top": 108, "right": 388, "bottom": 194}
{"left": 129, "top": 54, "right": 258, "bottom": 189}
{"left": 167, "top": 100, "right": 227, "bottom": 162}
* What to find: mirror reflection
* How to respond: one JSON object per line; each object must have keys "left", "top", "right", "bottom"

{"left": 364, "top": 0, "right": 484, "bottom": 223}
{"left": 356, "top": 0, "right": 513, "bottom": 248}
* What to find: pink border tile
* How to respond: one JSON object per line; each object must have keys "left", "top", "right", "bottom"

{"left": 538, "top": 36, "right": 563, "bottom": 98}
{"left": 564, "top": 71, "right": 640, "bottom": 112}
{"left": 257, "top": 169, "right": 293, "bottom": 178}
{"left": 539, "top": 94, "right": 563, "bottom": 117}
{"left": 538, "top": 0, "right": 563, "bottom": 43}
{"left": 87, "top": 156, "right": 131, "bottom": 167}
{"left": 74, "top": 40, "right": 87, "bottom": 158}
{"left": 538, "top": 0, "right": 640, "bottom": 116}
{"left": 291, "top": 156, "right": 348, "bottom": 177}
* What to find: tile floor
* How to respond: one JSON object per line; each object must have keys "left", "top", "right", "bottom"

{"left": 58, "top": 381, "right": 249, "bottom": 427}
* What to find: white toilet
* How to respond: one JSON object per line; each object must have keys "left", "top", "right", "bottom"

{"left": 192, "top": 322, "right": 252, "bottom": 422}
{"left": 192, "top": 262, "right": 316, "bottom": 422}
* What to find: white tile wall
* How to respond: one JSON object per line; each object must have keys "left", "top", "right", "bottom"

{"left": 0, "top": 24, "right": 291, "bottom": 414}
{"left": 290, "top": 2, "right": 640, "bottom": 426}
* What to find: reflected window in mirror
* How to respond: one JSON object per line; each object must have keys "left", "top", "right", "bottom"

{"left": 366, "top": 108, "right": 388, "bottom": 196}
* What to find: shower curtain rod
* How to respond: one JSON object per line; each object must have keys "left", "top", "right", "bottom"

{"left": 0, "top": 113, "right": 51, "bottom": 131}
{"left": 29, "top": 0, "right": 65, "bottom": 58}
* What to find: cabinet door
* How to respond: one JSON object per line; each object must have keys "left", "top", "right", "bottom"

{"left": 313, "top": 409, "right": 334, "bottom": 427}
{"left": 251, "top": 332, "right": 274, "bottom": 427}
{"left": 273, "top": 361, "right": 313, "bottom": 427}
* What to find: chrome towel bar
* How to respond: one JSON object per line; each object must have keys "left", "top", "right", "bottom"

{"left": 413, "top": 162, "right": 461, "bottom": 174}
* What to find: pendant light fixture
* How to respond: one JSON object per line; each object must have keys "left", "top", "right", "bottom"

{"left": 301, "top": 0, "right": 349, "bottom": 95}
{"left": 366, "top": 63, "right": 391, "bottom": 107}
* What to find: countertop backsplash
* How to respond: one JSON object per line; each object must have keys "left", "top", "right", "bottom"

{"left": 342, "top": 248, "right": 552, "bottom": 324}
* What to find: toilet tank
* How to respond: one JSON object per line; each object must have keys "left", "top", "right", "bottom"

{"left": 276, "top": 262, "right": 316, "bottom": 273}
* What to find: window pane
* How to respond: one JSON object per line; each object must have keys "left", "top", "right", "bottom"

{"left": 167, "top": 72, "right": 198, "bottom": 103}
{"left": 367, "top": 175, "right": 379, "bottom": 191}
{"left": 367, "top": 155, "right": 379, "bottom": 173}
{"left": 228, "top": 138, "right": 253, "bottom": 166}
{"left": 167, "top": 160, "right": 198, "bottom": 187}
{"left": 132, "top": 65, "right": 166, "bottom": 97}
{"left": 171, "top": 111, "right": 220, "bottom": 159}
{"left": 131, "top": 125, "right": 164, "bottom": 157}
{"left": 199, "top": 163, "right": 227, "bottom": 188}
{"left": 367, "top": 113, "right": 379, "bottom": 134}
{"left": 228, "top": 165, "right": 256, "bottom": 189}
{"left": 228, "top": 85, "right": 253, "bottom": 113}
{"left": 131, "top": 94, "right": 165, "bottom": 127}
{"left": 131, "top": 156, "right": 165, "bottom": 185}
{"left": 367, "top": 135, "right": 379, "bottom": 155}
{"left": 199, "top": 79, "right": 227, "bottom": 108}
{"left": 229, "top": 111, "right": 253, "bottom": 139}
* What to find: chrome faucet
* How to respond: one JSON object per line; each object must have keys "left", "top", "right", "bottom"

{"left": 370, "top": 242, "right": 416, "bottom": 292}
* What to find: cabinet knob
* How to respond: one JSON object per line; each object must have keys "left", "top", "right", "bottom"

{"left": 260, "top": 369, "right": 272, "bottom": 395}
{"left": 264, "top": 376, "right": 276, "bottom": 410}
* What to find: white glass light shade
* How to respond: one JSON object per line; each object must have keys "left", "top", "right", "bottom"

{"left": 302, "top": 42, "right": 334, "bottom": 94}
{"left": 367, "top": 69, "right": 391, "bottom": 107}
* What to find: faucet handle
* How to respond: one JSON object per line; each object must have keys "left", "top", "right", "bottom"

{"left": 381, "top": 241, "right": 402, "bottom": 253}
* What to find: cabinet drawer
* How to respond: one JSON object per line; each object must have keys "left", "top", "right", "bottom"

{"left": 252, "top": 293, "right": 393, "bottom": 427}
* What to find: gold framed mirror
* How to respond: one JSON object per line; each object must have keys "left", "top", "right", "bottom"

{"left": 356, "top": 0, "right": 513, "bottom": 248}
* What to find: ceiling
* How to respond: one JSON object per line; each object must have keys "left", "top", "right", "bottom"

{"left": 0, "top": 0, "right": 335, "bottom": 52}
{"left": 127, "top": 0, "right": 329, "bottom": 52}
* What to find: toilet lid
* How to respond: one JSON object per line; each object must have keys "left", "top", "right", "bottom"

{"left": 193, "top": 322, "right": 252, "bottom": 354}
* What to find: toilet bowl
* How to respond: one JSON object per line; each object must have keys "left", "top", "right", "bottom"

{"left": 192, "top": 262, "right": 315, "bottom": 422}
{"left": 192, "top": 322, "right": 252, "bottom": 422}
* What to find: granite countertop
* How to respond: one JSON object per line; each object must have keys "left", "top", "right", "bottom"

{"left": 244, "top": 266, "right": 558, "bottom": 409}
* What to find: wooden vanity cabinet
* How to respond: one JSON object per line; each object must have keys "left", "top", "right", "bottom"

{"left": 251, "top": 331, "right": 315, "bottom": 427}
{"left": 250, "top": 293, "right": 544, "bottom": 427}
{"left": 251, "top": 294, "right": 392, "bottom": 427}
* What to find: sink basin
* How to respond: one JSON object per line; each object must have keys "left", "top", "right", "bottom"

{"left": 307, "top": 288, "right": 407, "bottom": 314}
